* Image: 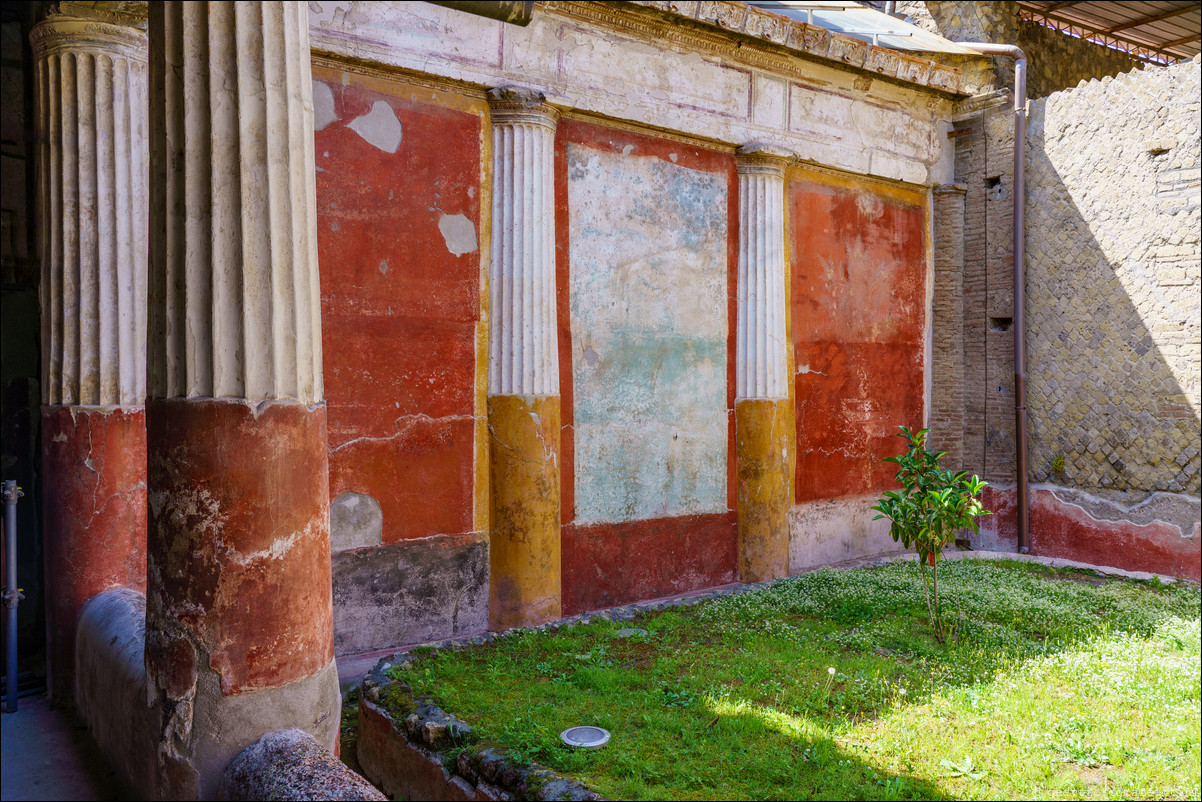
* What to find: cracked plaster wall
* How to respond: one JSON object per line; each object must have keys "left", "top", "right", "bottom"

{"left": 788, "top": 170, "right": 929, "bottom": 568}
{"left": 313, "top": 66, "right": 489, "bottom": 655}
{"left": 307, "top": 0, "right": 963, "bottom": 625}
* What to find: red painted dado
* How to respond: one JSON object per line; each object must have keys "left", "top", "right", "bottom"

{"left": 146, "top": 399, "right": 334, "bottom": 695}
{"left": 313, "top": 65, "right": 481, "bottom": 542}
{"left": 982, "top": 485, "right": 1201, "bottom": 582}
{"left": 42, "top": 405, "right": 147, "bottom": 702}
{"left": 562, "top": 514, "right": 737, "bottom": 615}
{"left": 790, "top": 177, "right": 926, "bottom": 503}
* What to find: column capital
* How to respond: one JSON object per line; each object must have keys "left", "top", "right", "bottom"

{"left": 31, "top": 13, "right": 147, "bottom": 60}
{"left": 736, "top": 143, "right": 793, "bottom": 177}
{"left": 486, "top": 85, "right": 559, "bottom": 129}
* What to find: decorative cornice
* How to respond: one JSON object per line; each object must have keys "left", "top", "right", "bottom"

{"left": 540, "top": 0, "right": 968, "bottom": 98}
{"left": 933, "top": 183, "right": 968, "bottom": 196}
{"left": 30, "top": 14, "right": 148, "bottom": 60}
{"left": 736, "top": 143, "right": 794, "bottom": 177}
{"left": 486, "top": 86, "right": 560, "bottom": 129}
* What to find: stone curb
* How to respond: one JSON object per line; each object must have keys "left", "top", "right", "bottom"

{"left": 358, "top": 660, "right": 602, "bottom": 801}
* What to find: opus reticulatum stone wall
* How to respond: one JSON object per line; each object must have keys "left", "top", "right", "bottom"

{"left": 1024, "top": 57, "right": 1201, "bottom": 497}
{"left": 960, "top": 55, "right": 1201, "bottom": 578}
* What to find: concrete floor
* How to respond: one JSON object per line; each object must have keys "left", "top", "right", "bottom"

{"left": 0, "top": 695, "right": 129, "bottom": 802}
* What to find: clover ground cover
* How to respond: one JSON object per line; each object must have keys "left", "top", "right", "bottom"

{"left": 388, "top": 559, "right": 1201, "bottom": 801}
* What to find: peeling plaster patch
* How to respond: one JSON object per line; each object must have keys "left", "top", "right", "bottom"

{"left": 309, "top": 1, "right": 350, "bottom": 30}
{"left": 621, "top": 144, "right": 635, "bottom": 156}
{"left": 312, "top": 80, "right": 339, "bottom": 131}
{"left": 437, "top": 213, "right": 478, "bottom": 256}
{"left": 347, "top": 100, "right": 402, "bottom": 153}
{"left": 379, "top": 259, "right": 388, "bottom": 275}
{"left": 669, "top": 153, "right": 678, "bottom": 163}
{"left": 330, "top": 492, "right": 384, "bottom": 552}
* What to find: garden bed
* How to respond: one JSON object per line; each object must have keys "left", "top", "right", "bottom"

{"left": 361, "top": 557, "right": 1200, "bottom": 800}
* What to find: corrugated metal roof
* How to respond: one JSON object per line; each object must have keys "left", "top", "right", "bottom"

{"left": 746, "top": 1, "right": 982, "bottom": 53}
{"left": 1016, "top": 1, "right": 1201, "bottom": 63}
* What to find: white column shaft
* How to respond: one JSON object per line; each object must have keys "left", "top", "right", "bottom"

{"left": 34, "top": 17, "right": 148, "bottom": 407}
{"left": 736, "top": 156, "right": 789, "bottom": 400}
{"left": 148, "top": 1, "right": 322, "bottom": 404}
{"left": 487, "top": 89, "right": 558, "bottom": 397}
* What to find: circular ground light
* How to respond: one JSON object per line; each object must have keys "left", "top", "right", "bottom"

{"left": 560, "top": 726, "right": 610, "bottom": 749}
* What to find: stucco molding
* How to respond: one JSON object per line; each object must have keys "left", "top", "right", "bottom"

{"left": 736, "top": 142, "right": 794, "bottom": 178}
{"left": 33, "top": 13, "right": 149, "bottom": 407}
{"left": 736, "top": 145, "right": 789, "bottom": 401}
{"left": 487, "top": 87, "right": 559, "bottom": 397}
{"left": 147, "top": 1, "right": 323, "bottom": 405}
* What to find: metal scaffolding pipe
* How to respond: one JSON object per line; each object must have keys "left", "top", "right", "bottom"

{"left": 955, "top": 42, "right": 1030, "bottom": 554}
{"left": 3, "top": 480, "right": 23, "bottom": 712}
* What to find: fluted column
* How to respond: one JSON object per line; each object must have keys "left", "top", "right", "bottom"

{"left": 145, "top": 4, "right": 336, "bottom": 798}
{"left": 31, "top": 12, "right": 149, "bottom": 705}
{"left": 735, "top": 144, "right": 793, "bottom": 582}
{"left": 486, "top": 87, "right": 561, "bottom": 629}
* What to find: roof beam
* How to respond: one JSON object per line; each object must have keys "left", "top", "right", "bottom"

{"left": 1160, "top": 31, "right": 1201, "bottom": 49}
{"left": 1043, "top": 1, "right": 1084, "bottom": 11}
{"left": 1102, "top": 5, "right": 1197, "bottom": 34}
{"left": 1019, "top": 8, "right": 1180, "bottom": 63}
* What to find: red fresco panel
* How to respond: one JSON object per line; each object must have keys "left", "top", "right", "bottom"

{"left": 791, "top": 178, "right": 927, "bottom": 503}
{"left": 314, "top": 66, "right": 480, "bottom": 541}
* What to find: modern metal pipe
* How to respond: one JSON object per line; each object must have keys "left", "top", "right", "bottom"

{"left": 956, "top": 42, "right": 1030, "bottom": 554}
{"left": 3, "top": 480, "right": 23, "bottom": 712}
{"left": 428, "top": 1, "right": 534, "bottom": 26}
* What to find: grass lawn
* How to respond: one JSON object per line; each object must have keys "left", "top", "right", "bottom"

{"left": 390, "top": 558, "right": 1201, "bottom": 801}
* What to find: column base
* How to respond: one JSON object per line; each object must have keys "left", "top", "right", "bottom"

{"left": 736, "top": 398, "right": 792, "bottom": 582}
{"left": 488, "top": 395, "right": 561, "bottom": 629}
{"left": 42, "top": 405, "right": 147, "bottom": 703}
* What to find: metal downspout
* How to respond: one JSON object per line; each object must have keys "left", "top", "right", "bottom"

{"left": 955, "top": 42, "right": 1030, "bottom": 554}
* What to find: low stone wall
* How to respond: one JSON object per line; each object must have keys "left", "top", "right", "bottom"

{"left": 977, "top": 484, "right": 1201, "bottom": 582}
{"left": 74, "top": 589, "right": 158, "bottom": 797}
